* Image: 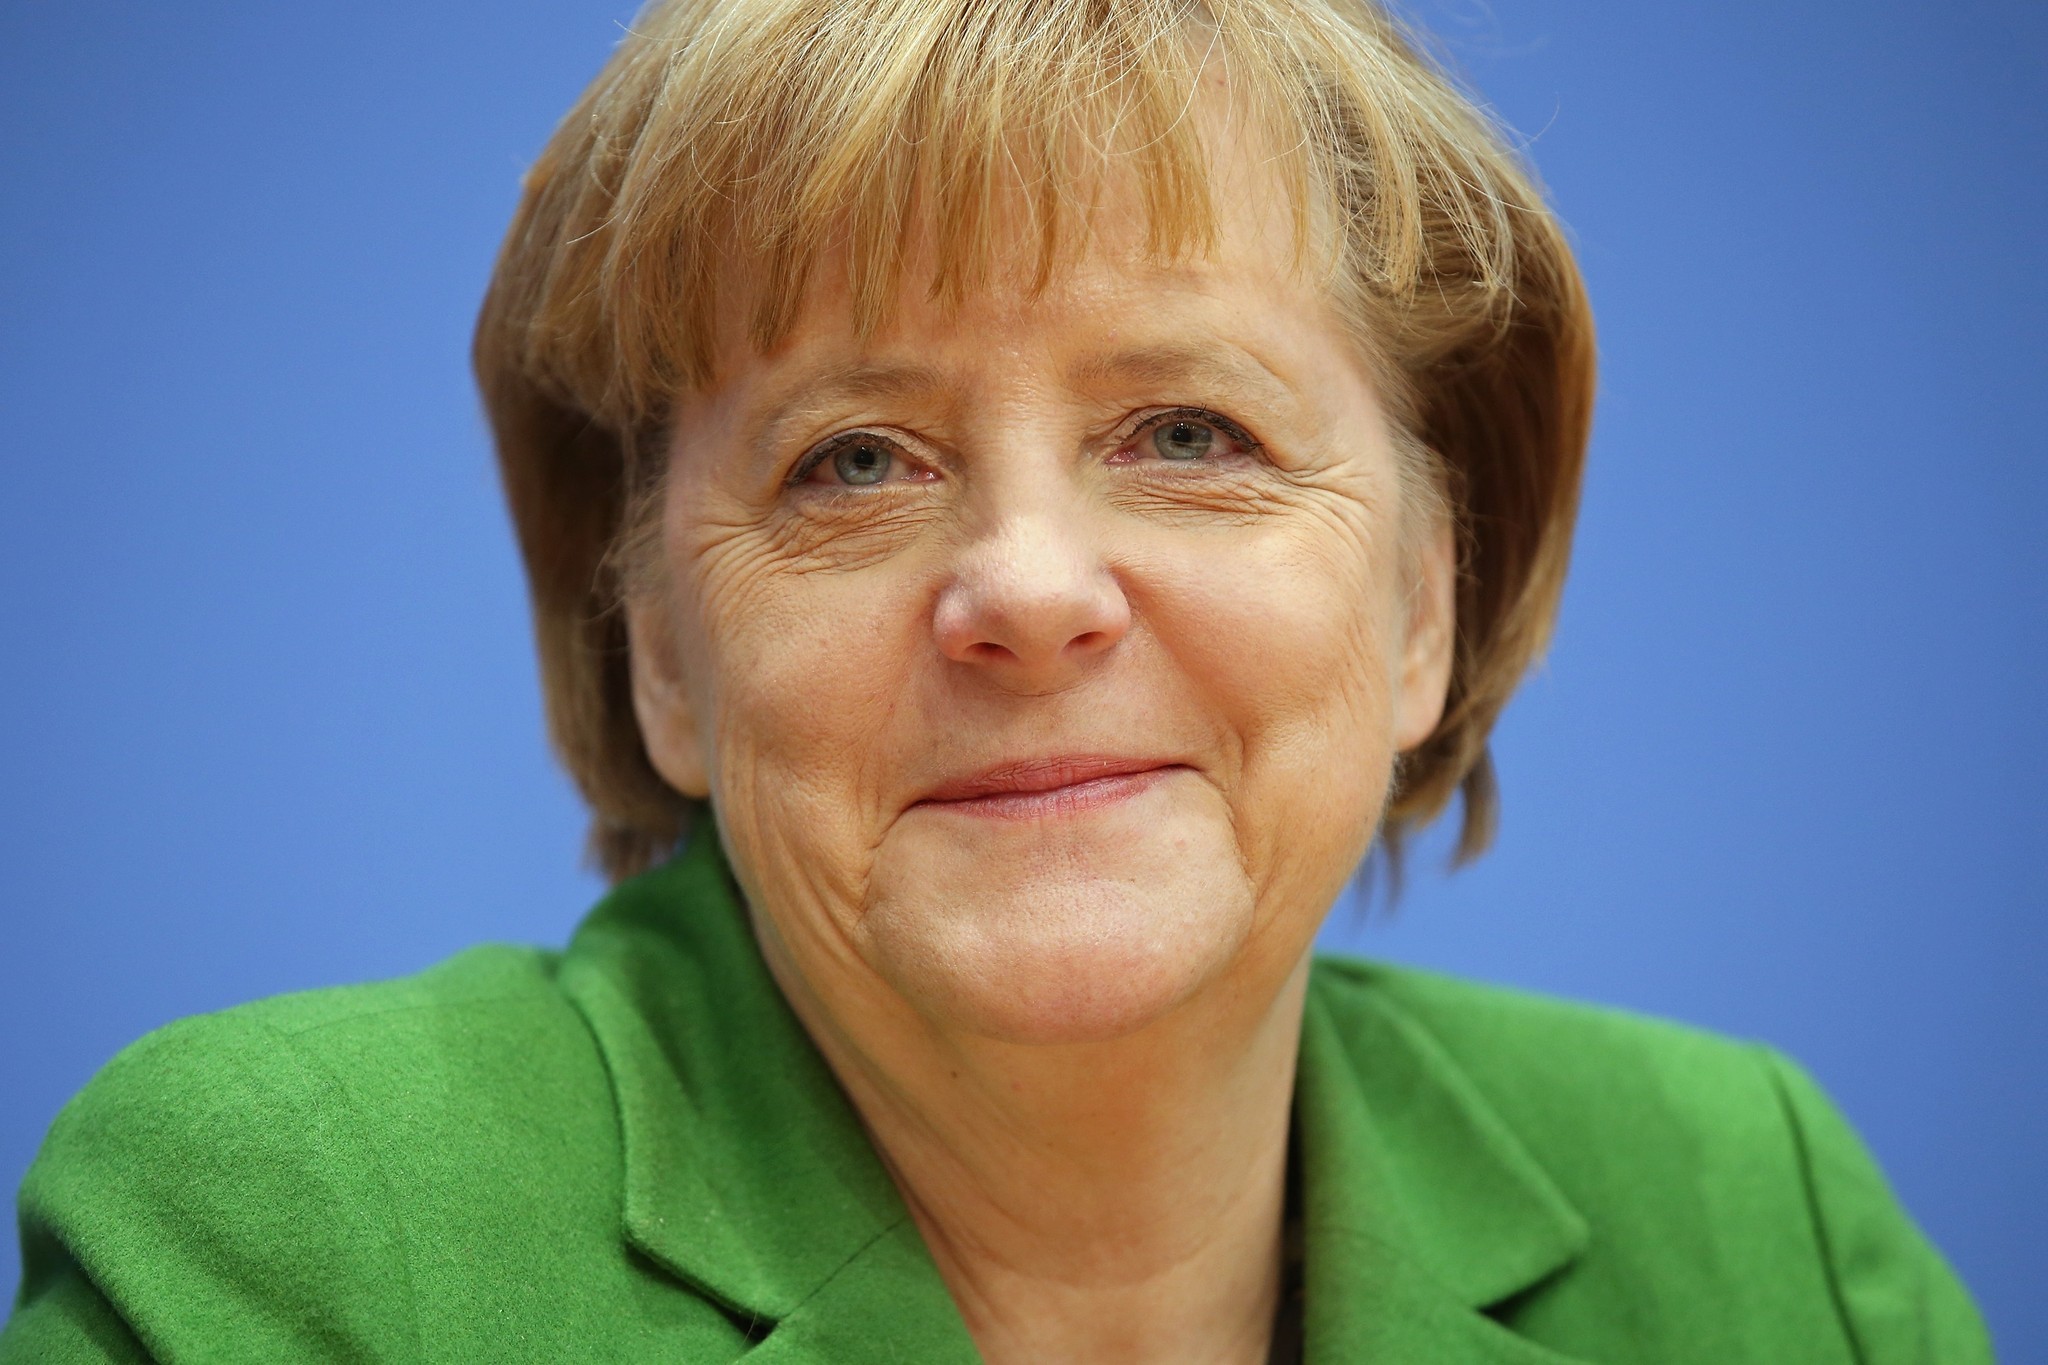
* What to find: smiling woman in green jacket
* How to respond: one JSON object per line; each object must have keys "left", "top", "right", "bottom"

{"left": 2, "top": 1, "right": 1994, "bottom": 1362}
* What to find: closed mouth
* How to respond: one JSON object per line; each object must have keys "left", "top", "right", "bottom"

{"left": 914, "top": 756, "right": 1186, "bottom": 818}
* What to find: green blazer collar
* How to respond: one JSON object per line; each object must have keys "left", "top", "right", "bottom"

{"left": 1296, "top": 968, "right": 1592, "bottom": 1360}
{"left": 558, "top": 831, "right": 941, "bottom": 1336}
{"left": 561, "top": 832, "right": 1591, "bottom": 1362}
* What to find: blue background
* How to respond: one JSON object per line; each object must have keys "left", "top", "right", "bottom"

{"left": 2, "top": 0, "right": 2041, "bottom": 1353}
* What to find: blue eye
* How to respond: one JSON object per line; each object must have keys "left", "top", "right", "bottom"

{"left": 1151, "top": 420, "right": 1215, "bottom": 461}
{"left": 796, "top": 434, "right": 904, "bottom": 487}
{"left": 831, "top": 440, "right": 894, "bottom": 484}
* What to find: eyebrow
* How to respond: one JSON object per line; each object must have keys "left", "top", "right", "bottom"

{"left": 750, "top": 361, "right": 951, "bottom": 464}
{"left": 1066, "top": 343, "right": 1298, "bottom": 410}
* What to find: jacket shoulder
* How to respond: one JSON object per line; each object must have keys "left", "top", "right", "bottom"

{"left": 1310, "top": 955, "right": 1993, "bottom": 1365}
{"left": 6, "top": 945, "right": 643, "bottom": 1363}
{"left": 40, "top": 942, "right": 609, "bottom": 1194}
{"left": 1313, "top": 954, "right": 1779, "bottom": 1133}
{"left": 216, "top": 938, "right": 575, "bottom": 1037}
{"left": 1310, "top": 955, "right": 1804, "bottom": 1278}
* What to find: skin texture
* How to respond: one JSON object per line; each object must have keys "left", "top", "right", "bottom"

{"left": 625, "top": 124, "right": 1456, "bottom": 1365}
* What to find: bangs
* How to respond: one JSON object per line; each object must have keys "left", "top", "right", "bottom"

{"left": 507, "top": 0, "right": 1520, "bottom": 431}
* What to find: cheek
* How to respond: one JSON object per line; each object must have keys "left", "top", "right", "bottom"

{"left": 674, "top": 516, "right": 929, "bottom": 845}
{"left": 1146, "top": 511, "right": 1401, "bottom": 733}
{"left": 1132, "top": 511, "right": 1406, "bottom": 883}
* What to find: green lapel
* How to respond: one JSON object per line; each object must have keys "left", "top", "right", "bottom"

{"left": 1297, "top": 962, "right": 1594, "bottom": 1362}
{"left": 562, "top": 832, "right": 1594, "bottom": 1363}
{"left": 558, "top": 831, "right": 978, "bottom": 1360}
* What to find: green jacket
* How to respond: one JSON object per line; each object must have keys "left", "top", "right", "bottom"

{"left": 4, "top": 834, "right": 1992, "bottom": 1363}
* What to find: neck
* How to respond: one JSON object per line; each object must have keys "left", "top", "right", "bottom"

{"left": 769, "top": 941, "right": 1312, "bottom": 1365}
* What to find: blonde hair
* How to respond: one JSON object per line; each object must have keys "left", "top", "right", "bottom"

{"left": 475, "top": 0, "right": 1594, "bottom": 882}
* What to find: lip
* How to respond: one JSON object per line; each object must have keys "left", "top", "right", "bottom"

{"left": 914, "top": 755, "right": 1186, "bottom": 818}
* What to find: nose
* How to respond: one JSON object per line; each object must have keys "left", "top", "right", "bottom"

{"left": 932, "top": 510, "right": 1131, "bottom": 688}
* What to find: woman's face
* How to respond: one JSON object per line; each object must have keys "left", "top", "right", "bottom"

{"left": 630, "top": 142, "right": 1454, "bottom": 1046}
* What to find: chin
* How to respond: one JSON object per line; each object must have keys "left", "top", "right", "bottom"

{"left": 859, "top": 809, "right": 1258, "bottom": 1045}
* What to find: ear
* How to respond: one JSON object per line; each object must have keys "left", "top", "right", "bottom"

{"left": 1391, "top": 514, "right": 1457, "bottom": 753}
{"left": 624, "top": 585, "right": 712, "bottom": 800}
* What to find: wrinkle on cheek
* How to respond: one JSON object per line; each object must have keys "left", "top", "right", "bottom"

{"left": 724, "top": 791, "right": 878, "bottom": 993}
{"left": 713, "top": 711, "right": 882, "bottom": 929}
{"left": 1281, "top": 475, "right": 1412, "bottom": 682}
{"left": 767, "top": 501, "right": 947, "bottom": 573}
{"left": 671, "top": 510, "right": 779, "bottom": 623}
{"left": 673, "top": 523, "right": 850, "bottom": 687}
{"left": 670, "top": 501, "right": 919, "bottom": 950}
{"left": 1156, "top": 498, "right": 1398, "bottom": 918}
{"left": 1101, "top": 455, "right": 1357, "bottom": 530}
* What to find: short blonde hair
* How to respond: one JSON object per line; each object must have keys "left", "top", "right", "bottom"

{"left": 475, "top": 0, "right": 1594, "bottom": 882}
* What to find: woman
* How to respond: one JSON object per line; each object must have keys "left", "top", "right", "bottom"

{"left": 2, "top": 0, "right": 1992, "bottom": 1360}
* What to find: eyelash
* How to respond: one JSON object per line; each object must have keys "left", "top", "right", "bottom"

{"left": 1117, "top": 407, "right": 1263, "bottom": 462}
{"left": 785, "top": 407, "right": 1263, "bottom": 487}
{"left": 786, "top": 431, "right": 897, "bottom": 487}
